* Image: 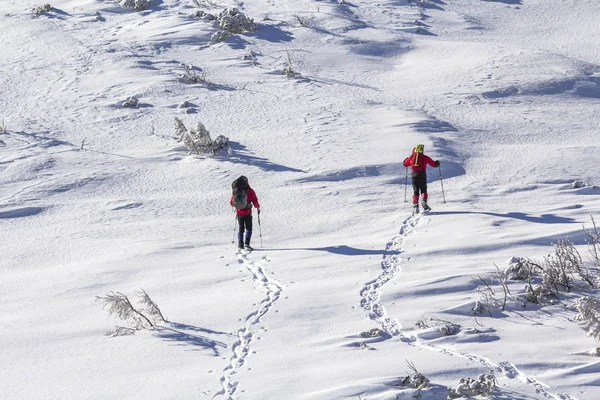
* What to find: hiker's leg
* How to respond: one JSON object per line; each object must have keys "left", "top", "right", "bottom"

{"left": 244, "top": 215, "right": 253, "bottom": 245}
{"left": 411, "top": 177, "right": 420, "bottom": 204}
{"left": 237, "top": 215, "right": 245, "bottom": 247}
{"left": 420, "top": 178, "right": 428, "bottom": 202}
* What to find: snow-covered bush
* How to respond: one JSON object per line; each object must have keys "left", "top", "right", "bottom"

{"left": 292, "top": 13, "right": 313, "bottom": 28}
{"left": 575, "top": 296, "right": 600, "bottom": 354}
{"left": 211, "top": 30, "right": 231, "bottom": 43}
{"left": 174, "top": 117, "right": 229, "bottom": 155}
{"left": 180, "top": 64, "right": 209, "bottom": 85}
{"left": 211, "top": 8, "right": 257, "bottom": 42}
{"left": 505, "top": 257, "right": 533, "bottom": 280}
{"left": 589, "top": 347, "right": 600, "bottom": 357}
{"left": 243, "top": 50, "right": 259, "bottom": 66}
{"left": 472, "top": 300, "right": 487, "bottom": 315}
{"left": 217, "top": 8, "right": 257, "bottom": 34}
{"left": 475, "top": 270, "right": 511, "bottom": 313}
{"left": 360, "top": 328, "right": 382, "bottom": 338}
{"left": 177, "top": 100, "right": 196, "bottom": 114}
{"left": 122, "top": 96, "right": 139, "bottom": 108}
{"left": 283, "top": 49, "right": 300, "bottom": 78}
{"left": 194, "top": 10, "right": 217, "bottom": 21}
{"left": 399, "top": 361, "right": 430, "bottom": 391}
{"left": 192, "top": 0, "right": 219, "bottom": 7}
{"left": 523, "top": 280, "right": 557, "bottom": 305}
{"left": 542, "top": 239, "right": 583, "bottom": 293}
{"left": 447, "top": 373, "right": 496, "bottom": 398}
{"left": 439, "top": 324, "right": 460, "bottom": 336}
{"left": 118, "top": 0, "right": 151, "bottom": 11}
{"left": 97, "top": 290, "right": 166, "bottom": 336}
{"left": 212, "top": 134, "right": 229, "bottom": 152}
{"left": 584, "top": 215, "right": 600, "bottom": 274}
{"left": 507, "top": 237, "right": 595, "bottom": 306}
{"left": 33, "top": 4, "right": 52, "bottom": 15}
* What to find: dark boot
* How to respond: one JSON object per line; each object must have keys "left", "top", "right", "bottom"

{"left": 238, "top": 232, "right": 244, "bottom": 250}
{"left": 413, "top": 203, "right": 419, "bottom": 215}
{"left": 422, "top": 200, "right": 431, "bottom": 212}
{"left": 244, "top": 231, "right": 252, "bottom": 249}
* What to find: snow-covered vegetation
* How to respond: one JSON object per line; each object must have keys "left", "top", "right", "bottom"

{"left": 118, "top": 0, "right": 151, "bottom": 11}
{"left": 2, "top": 0, "right": 600, "bottom": 399}
{"left": 33, "top": 3, "right": 52, "bottom": 15}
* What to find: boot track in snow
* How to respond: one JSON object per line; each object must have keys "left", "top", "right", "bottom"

{"left": 360, "top": 214, "right": 421, "bottom": 342}
{"left": 213, "top": 251, "right": 283, "bottom": 400}
{"left": 362, "top": 212, "right": 576, "bottom": 399}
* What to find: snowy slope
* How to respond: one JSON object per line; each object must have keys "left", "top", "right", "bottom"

{"left": 2, "top": 0, "right": 600, "bottom": 399}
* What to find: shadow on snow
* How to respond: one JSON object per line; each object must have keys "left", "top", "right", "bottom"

{"left": 154, "top": 322, "right": 229, "bottom": 356}
{"left": 434, "top": 210, "right": 576, "bottom": 224}
{"left": 224, "top": 142, "right": 305, "bottom": 172}
{"left": 257, "top": 245, "right": 400, "bottom": 256}
{"left": 245, "top": 23, "right": 294, "bottom": 43}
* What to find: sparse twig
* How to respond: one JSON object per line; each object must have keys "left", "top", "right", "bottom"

{"left": 283, "top": 49, "right": 299, "bottom": 78}
{"left": 139, "top": 289, "right": 167, "bottom": 323}
{"left": 181, "top": 64, "right": 209, "bottom": 85}
{"left": 96, "top": 291, "right": 154, "bottom": 328}
{"left": 494, "top": 264, "right": 511, "bottom": 310}
{"left": 399, "top": 360, "right": 430, "bottom": 392}
{"left": 292, "top": 13, "right": 312, "bottom": 28}
{"left": 584, "top": 216, "right": 600, "bottom": 285}
{"left": 192, "top": 0, "right": 219, "bottom": 7}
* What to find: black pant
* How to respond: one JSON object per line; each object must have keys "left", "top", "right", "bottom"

{"left": 237, "top": 214, "right": 253, "bottom": 245}
{"left": 411, "top": 172, "right": 427, "bottom": 202}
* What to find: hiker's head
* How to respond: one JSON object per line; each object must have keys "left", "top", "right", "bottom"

{"left": 239, "top": 175, "right": 248, "bottom": 184}
{"left": 414, "top": 144, "right": 424, "bottom": 154}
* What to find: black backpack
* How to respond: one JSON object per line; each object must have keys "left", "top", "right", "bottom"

{"left": 232, "top": 176, "right": 249, "bottom": 210}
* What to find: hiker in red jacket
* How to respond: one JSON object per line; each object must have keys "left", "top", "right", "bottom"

{"left": 230, "top": 176, "right": 260, "bottom": 250}
{"left": 403, "top": 144, "right": 440, "bottom": 214}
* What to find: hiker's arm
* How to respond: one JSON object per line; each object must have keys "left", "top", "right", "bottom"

{"left": 250, "top": 190, "right": 260, "bottom": 209}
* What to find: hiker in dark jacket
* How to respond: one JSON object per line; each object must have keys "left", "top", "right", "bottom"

{"left": 230, "top": 176, "right": 260, "bottom": 250}
{"left": 403, "top": 144, "right": 440, "bottom": 214}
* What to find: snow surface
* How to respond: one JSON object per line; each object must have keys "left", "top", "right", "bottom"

{"left": 2, "top": 0, "right": 600, "bottom": 399}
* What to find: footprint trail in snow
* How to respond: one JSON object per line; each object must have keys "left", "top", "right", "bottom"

{"left": 213, "top": 251, "right": 283, "bottom": 400}
{"left": 362, "top": 213, "right": 576, "bottom": 399}
{"left": 360, "top": 214, "right": 421, "bottom": 342}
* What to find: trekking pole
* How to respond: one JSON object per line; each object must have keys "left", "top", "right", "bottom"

{"left": 404, "top": 167, "right": 408, "bottom": 202}
{"left": 258, "top": 213, "right": 263, "bottom": 248}
{"left": 438, "top": 165, "right": 446, "bottom": 204}
{"left": 231, "top": 211, "right": 237, "bottom": 244}
{"left": 258, "top": 213, "right": 262, "bottom": 249}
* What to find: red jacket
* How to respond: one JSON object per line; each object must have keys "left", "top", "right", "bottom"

{"left": 403, "top": 149, "right": 436, "bottom": 174}
{"left": 230, "top": 186, "right": 260, "bottom": 216}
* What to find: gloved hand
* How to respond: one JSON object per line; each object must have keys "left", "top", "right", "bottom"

{"left": 434, "top": 160, "right": 440, "bottom": 167}
{"left": 257, "top": 208, "right": 261, "bottom": 215}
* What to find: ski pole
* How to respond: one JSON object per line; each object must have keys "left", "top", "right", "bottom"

{"left": 232, "top": 211, "right": 237, "bottom": 244}
{"left": 404, "top": 167, "right": 408, "bottom": 202}
{"left": 258, "top": 212, "right": 263, "bottom": 248}
{"left": 438, "top": 165, "right": 446, "bottom": 204}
